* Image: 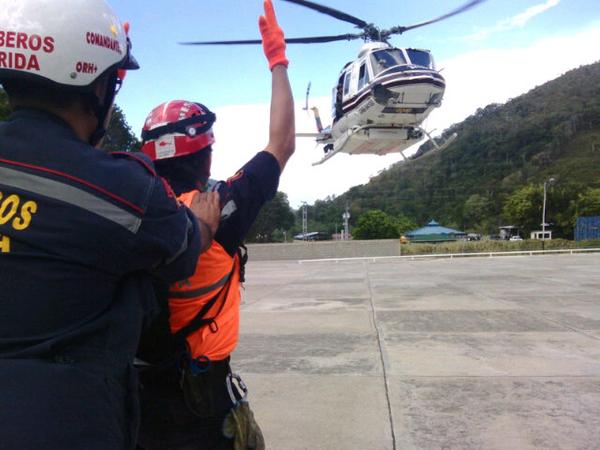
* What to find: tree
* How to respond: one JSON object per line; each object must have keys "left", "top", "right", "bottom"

{"left": 353, "top": 210, "right": 399, "bottom": 240}
{"left": 247, "top": 192, "right": 295, "bottom": 243}
{"left": 103, "top": 105, "right": 141, "bottom": 153}
{"left": 502, "top": 185, "right": 543, "bottom": 233}
{"left": 576, "top": 187, "right": 600, "bottom": 217}
{"left": 396, "top": 214, "right": 417, "bottom": 235}
{"left": 463, "top": 194, "right": 491, "bottom": 226}
{"left": 463, "top": 194, "right": 496, "bottom": 232}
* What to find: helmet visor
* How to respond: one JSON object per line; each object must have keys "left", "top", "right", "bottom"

{"left": 121, "top": 37, "right": 140, "bottom": 70}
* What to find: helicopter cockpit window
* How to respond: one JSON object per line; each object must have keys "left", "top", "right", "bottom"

{"left": 406, "top": 49, "right": 434, "bottom": 69}
{"left": 358, "top": 62, "right": 369, "bottom": 91}
{"left": 370, "top": 49, "right": 407, "bottom": 76}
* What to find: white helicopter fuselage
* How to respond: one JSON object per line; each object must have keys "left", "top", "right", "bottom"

{"left": 315, "top": 42, "right": 446, "bottom": 161}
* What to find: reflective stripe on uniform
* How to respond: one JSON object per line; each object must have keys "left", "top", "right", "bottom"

{"left": 169, "top": 271, "right": 232, "bottom": 299}
{"left": 0, "top": 165, "right": 142, "bottom": 233}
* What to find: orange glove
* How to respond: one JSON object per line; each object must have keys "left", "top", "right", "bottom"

{"left": 259, "top": 0, "right": 289, "bottom": 71}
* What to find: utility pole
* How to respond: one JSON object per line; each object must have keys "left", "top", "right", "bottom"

{"left": 302, "top": 202, "right": 308, "bottom": 241}
{"left": 342, "top": 203, "right": 351, "bottom": 241}
{"left": 541, "top": 177, "right": 555, "bottom": 250}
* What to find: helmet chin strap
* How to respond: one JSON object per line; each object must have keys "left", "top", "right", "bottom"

{"left": 89, "top": 73, "right": 119, "bottom": 147}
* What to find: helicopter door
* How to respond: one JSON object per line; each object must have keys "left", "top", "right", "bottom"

{"left": 333, "top": 73, "right": 346, "bottom": 121}
{"left": 357, "top": 60, "right": 370, "bottom": 91}
{"left": 333, "top": 71, "right": 352, "bottom": 121}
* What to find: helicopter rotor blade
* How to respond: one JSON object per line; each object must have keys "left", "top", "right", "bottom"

{"left": 285, "top": 33, "right": 363, "bottom": 44}
{"left": 387, "top": 0, "right": 486, "bottom": 35}
{"left": 280, "top": 0, "right": 368, "bottom": 28}
{"left": 181, "top": 33, "right": 363, "bottom": 46}
{"left": 181, "top": 39, "right": 263, "bottom": 46}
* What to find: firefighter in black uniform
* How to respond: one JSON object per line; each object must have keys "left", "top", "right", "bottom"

{"left": 0, "top": 1, "right": 219, "bottom": 449}
{"left": 134, "top": 1, "right": 295, "bottom": 448}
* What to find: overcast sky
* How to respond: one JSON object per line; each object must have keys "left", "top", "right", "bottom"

{"left": 112, "top": 0, "right": 600, "bottom": 207}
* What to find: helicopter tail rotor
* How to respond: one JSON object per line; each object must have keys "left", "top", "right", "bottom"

{"left": 303, "top": 82, "right": 312, "bottom": 111}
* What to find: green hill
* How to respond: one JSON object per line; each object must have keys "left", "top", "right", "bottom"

{"left": 304, "top": 61, "right": 600, "bottom": 238}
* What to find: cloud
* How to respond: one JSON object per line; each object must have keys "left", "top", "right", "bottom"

{"left": 465, "top": 0, "right": 560, "bottom": 41}
{"left": 210, "top": 23, "right": 600, "bottom": 208}
{"left": 211, "top": 98, "right": 405, "bottom": 209}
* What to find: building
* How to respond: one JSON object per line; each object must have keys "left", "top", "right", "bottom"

{"left": 531, "top": 230, "right": 552, "bottom": 240}
{"left": 406, "top": 220, "right": 466, "bottom": 243}
{"left": 499, "top": 225, "right": 520, "bottom": 240}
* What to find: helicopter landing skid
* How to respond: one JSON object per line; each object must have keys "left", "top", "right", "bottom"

{"left": 311, "top": 129, "right": 352, "bottom": 166}
{"left": 417, "top": 127, "right": 458, "bottom": 152}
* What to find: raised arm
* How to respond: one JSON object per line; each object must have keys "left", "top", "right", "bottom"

{"left": 259, "top": 0, "right": 295, "bottom": 172}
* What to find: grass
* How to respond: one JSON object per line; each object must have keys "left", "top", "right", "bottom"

{"left": 399, "top": 239, "right": 600, "bottom": 255}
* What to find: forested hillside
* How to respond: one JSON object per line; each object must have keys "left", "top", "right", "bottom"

{"left": 302, "top": 61, "right": 600, "bottom": 238}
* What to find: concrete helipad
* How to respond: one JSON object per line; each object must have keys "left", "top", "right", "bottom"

{"left": 232, "top": 254, "right": 600, "bottom": 450}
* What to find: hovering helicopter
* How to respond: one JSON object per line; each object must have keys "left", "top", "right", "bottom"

{"left": 183, "top": 0, "right": 485, "bottom": 165}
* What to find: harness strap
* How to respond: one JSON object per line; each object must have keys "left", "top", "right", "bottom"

{"left": 173, "top": 265, "right": 235, "bottom": 345}
{"left": 169, "top": 272, "right": 232, "bottom": 299}
{"left": 139, "top": 247, "right": 247, "bottom": 373}
{"left": 238, "top": 245, "right": 248, "bottom": 284}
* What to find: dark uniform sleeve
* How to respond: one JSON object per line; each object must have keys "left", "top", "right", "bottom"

{"left": 128, "top": 175, "right": 201, "bottom": 283}
{"left": 213, "top": 151, "right": 281, "bottom": 256}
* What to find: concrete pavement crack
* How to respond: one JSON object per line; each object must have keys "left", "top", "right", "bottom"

{"left": 366, "top": 261, "right": 397, "bottom": 450}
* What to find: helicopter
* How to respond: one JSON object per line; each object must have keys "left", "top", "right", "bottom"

{"left": 182, "top": 0, "right": 484, "bottom": 165}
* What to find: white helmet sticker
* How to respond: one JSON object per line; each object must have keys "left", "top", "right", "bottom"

{"left": 155, "top": 135, "right": 177, "bottom": 160}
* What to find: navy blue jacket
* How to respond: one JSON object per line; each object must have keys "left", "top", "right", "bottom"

{"left": 0, "top": 109, "right": 201, "bottom": 449}
{"left": 210, "top": 151, "right": 281, "bottom": 256}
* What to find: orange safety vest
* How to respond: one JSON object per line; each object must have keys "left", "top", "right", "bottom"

{"left": 169, "top": 191, "right": 242, "bottom": 361}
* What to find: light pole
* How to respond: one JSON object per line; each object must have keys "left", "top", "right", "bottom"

{"left": 342, "top": 205, "right": 351, "bottom": 241}
{"left": 302, "top": 202, "right": 308, "bottom": 241}
{"left": 542, "top": 177, "right": 555, "bottom": 249}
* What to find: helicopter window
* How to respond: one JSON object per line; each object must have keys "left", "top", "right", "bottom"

{"left": 370, "top": 49, "right": 407, "bottom": 75}
{"left": 358, "top": 62, "right": 369, "bottom": 90}
{"left": 343, "top": 72, "right": 351, "bottom": 96}
{"left": 406, "top": 49, "right": 434, "bottom": 69}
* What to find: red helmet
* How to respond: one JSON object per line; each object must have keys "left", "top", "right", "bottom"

{"left": 141, "top": 100, "right": 216, "bottom": 161}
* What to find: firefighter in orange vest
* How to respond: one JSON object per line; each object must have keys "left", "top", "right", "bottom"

{"left": 135, "top": 1, "right": 294, "bottom": 448}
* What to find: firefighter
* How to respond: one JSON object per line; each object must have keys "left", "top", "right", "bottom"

{"left": 135, "top": 1, "right": 294, "bottom": 448}
{"left": 0, "top": 1, "right": 219, "bottom": 449}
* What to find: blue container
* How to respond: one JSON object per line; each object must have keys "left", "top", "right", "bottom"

{"left": 575, "top": 216, "right": 600, "bottom": 241}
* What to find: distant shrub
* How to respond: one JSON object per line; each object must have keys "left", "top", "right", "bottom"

{"left": 399, "top": 238, "right": 599, "bottom": 255}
